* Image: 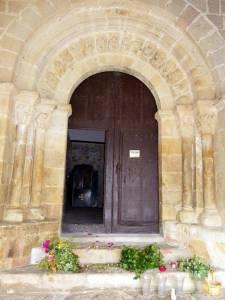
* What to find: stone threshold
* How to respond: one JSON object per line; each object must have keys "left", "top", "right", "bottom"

{"left": 72, "top": 244, "right": 191, "bottom": 265}
{"left": 61, "top": 233, "right": 164, "bottom": 245}
{"left": 60, "top": 233, "right": 192, "bottom": 265}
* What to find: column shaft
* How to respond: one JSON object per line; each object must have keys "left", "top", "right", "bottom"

{"left": 182, "top": 137, "right": 194, "bottom": 209}
{"left": 177, "top": 105, "right": 198, "bottom": 224}
{"left": 31, "top": 128, "right": 45, "bottom": 207}
{"left": 9, "top": 125, "right": 27, "bottom": 207}
{"left": 197, "top": 101, "right": 222, "bottom": 227}
{"left": 21, "top": 125, "right": 35, "bottom": 208}
{"left": 3, "top": 90, "right": 39, "bottom": 222}
{"left": 27, "top": 104, "right": 56, "bottom": 221}
{"left": 202, "top": 134, "right": 216, "bottom": 210}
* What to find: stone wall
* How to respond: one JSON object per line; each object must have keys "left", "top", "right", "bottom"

{"left": 0, "top": 221, "right": 58, "bottom": 270}
{"left": 215, "top": 102, "right": 225, "bottom": 221}
{"left": 0, "top": 0, "right": 224, "bottom": 93}
{"left": 164, "top": 221, "right": 225, "bottom": 270}
{"left": 0, "top": 0, "right": 224, "bottom": 271}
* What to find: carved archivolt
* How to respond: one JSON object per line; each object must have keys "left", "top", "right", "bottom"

{"left": 37, "top": 31, "right": 192, "bottom": 107}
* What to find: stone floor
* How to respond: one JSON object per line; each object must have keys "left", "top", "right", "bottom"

{"left": 0, "top": 292, "right": 223, "bottom": 300}
{"left": 63, "top": 208, "right": 103, "bottom": 225}
{"left": 0, "top": 290, "right": 141, "bottom": 300}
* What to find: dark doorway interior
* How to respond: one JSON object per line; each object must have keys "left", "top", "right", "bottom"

{"left": 62, "top": 130, "right": 105, "bottom": 233}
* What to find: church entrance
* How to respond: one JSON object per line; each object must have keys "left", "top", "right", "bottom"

{"left": 62, "top": 72, "right": 159, "bottom": 234}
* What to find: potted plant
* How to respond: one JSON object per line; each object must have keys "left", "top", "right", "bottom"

{"left": 38, "top": 239, "right": 80, "bottom": 273}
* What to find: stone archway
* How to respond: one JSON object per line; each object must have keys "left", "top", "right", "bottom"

{"left": 2, "top": 26, "right": 221, "bottom": 228}
{"left": 1, "top": 0, "right": 225, "bottom": 271}
{"left": 63, "top": 71, "right": 160, "bottom": 233}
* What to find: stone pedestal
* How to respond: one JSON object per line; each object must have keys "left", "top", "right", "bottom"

{"left": 3, "top": 208, "right": 23, "bottom": 223}
{"left": 178, "top": 208, "right": 198, "bottom": 224}
{"left": 27, "top": 208, "right": 45, "bottom": 221}
{"left": 200, "top": 210, "right": 223, "bottom": 227}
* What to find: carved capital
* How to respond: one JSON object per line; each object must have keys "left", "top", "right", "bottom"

{"left": 56, "top": 104, "right": 72, "bottom": 117}
{"left": 14, "top": 91, "right": 39, "bottom": 126}
{"left": 155, "top": 109, "right": 175, "bottom": 123}
{"left": 196, "top": 101, "right": 217, "bottom": 135}
{"left": 34, "top": 103, "right": 56, "bottom": 129}
{"left": 176, "top": 105, "right": 194, "bottom": 137}
{"left": 215, "top": 95, "right": 225, "bottom": 112}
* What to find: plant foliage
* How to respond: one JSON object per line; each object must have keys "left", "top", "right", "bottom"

{"left": 119, "top": 244, "right": 164, "bottom": 278}
{"left": 38, "top": 239, "right": 80, "bottom": 273}
{"left": 178, "top": 255, "right": 212, "bottom": 279}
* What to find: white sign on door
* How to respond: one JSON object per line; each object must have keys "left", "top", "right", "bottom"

{"left": 129, "top": 150, "right": 140, "bottom": 158}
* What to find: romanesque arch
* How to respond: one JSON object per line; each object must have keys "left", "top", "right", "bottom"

{"left": 1, "top": 0, "right": 225, "bottom": 271}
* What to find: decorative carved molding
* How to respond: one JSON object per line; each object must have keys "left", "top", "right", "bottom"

{"left": 214, "top": 95, "right": 225, "bottom": 112}
{"left": 56, "top": 104, "right": 72, "bottom": 117}
{"left": 155, "top": 109, "right": 175, "bottom": 123}
{"left": 34, "top": 103, "right": 56, "bottom": 129}
{"left": 176, "top": 105, "right": 194, "bottom": 137}
{"left": 14, "top": 91, "right": 39, "bottom": 126}
{"left": 196, "top": 101, "right": 217, "bottom": 135}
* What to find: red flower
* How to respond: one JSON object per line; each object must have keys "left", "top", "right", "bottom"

{"left": 42, "top": 240, "right": 50, "bottom": 253}
{"left": 159, "top": 265, "right": 167, "bottom": 272}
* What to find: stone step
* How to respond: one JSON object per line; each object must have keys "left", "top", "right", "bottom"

{"left": 1, "top": 265, "right": 225, "bottom": 299}
{"left": 73, "top": 243, "right": 191, "bottom": 265}
{"left": 0, "top": 266, "right": 141, "bottom": 294}
{"left": 62, "top": 233, "right": 164, "bottom": 244}
{"left": 62, "top": 233, "right": 190, "bottom": 265}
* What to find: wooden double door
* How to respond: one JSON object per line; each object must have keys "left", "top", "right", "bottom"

{"left": 69, "top": 72, "right": 159, "bottom": 233}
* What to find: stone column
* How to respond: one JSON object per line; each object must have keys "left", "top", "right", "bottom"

{"left": 177, "top": 105, "right": 198, "bottom": 224}
{"left": 27, "top": 103, "right": 55, "bottom": 221}
{"left": 21, "top": 125, "right": 35, "bottom": 208}
{"left": 3, "top": 91, "right": 39, "bottom": 222}
{"left": 155, "top": 109, "right": 182, "bottom": 222}
{"left": 0, "top": 83, "right": 16, "bottom": 221}
{"left": 197, "top": 102, "right": 222, "bottom": 227}
{"left": 42, "top": 104, "right": 72, "bottom": 220}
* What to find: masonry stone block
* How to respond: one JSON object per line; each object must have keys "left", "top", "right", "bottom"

{"left": 188, "top": 15, "right": 213, "bottom": 41}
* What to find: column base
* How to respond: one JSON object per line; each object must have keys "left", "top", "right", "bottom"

{"left": 200, "top": 209, "right": 223, "bottom": 227}
{"left": 177, "top": 208, "right": 198, "bottom": 224}
{"left": 26, "top": 208, "right": 45, "bottom": 221}
{"left": 3, "top": 208, "right": 23, "bottom": 222}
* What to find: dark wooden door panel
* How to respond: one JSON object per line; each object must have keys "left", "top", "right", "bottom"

{"left": 103, "top": 129, "right": 114, "bottom": 233}
{"left": 69, "top": 73, "right": 115, "bottom": 129}
{"left": 69, "top": 72, "right": 159, "bottom": 233}
{"left": 112, "top": 129, "right": 159, "bottom": 233}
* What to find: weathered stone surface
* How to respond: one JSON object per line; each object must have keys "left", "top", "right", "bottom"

{"left": 0, "top": 292, "right": 142, "bottom": 300}
{"left": 0, "top": 0, "right": 224, "bottom": 273}
{"left": 0, "top": 222, "right": 58, "bottom": 270}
